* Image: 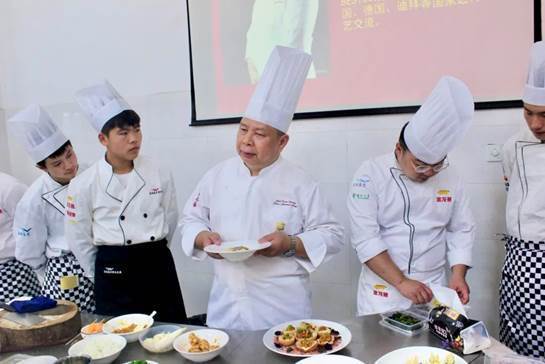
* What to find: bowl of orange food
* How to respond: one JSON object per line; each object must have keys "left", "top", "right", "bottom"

{"left": 173, "top": 329, "right": 229, "bottom": 362}
{"left": 102, "top": 313, "right": 154, "bottom": 343}
{"left": 81, "top": 320, "right": 105, "bottom": 338}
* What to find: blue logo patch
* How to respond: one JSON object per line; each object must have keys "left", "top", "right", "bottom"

{"left": 352, "top": 175, "right": 371, "bottom": 188}
{"left": 18, "top": 227, "right": 32, "bottom": 237}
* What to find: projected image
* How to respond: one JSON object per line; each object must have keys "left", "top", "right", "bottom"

{"left": 188, "top": 0, "right": 534, "bottom": 123}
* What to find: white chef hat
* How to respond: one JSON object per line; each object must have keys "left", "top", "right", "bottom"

{"left": 8, "top": 104, "right": 69, "bottom": 164}
{"left": 244, "top": 46, "right": 312, "bottom": 133}
{"left": 404, "top": 76, "right": 474, "bottom": 164}
{"left": 74, "top": 80, "right": 131, "bottom": 132}
{"left": 522, "top": 41, "right": 545, "bottom": 106}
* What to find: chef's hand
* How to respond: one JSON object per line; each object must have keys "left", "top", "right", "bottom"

{"left": 195, "top": 231, "right": 223, "bottom": 259}
{"left": 256, "top": 231, "right": 290, "bottom": 257}
{"left": 396, "top": 278, "right": 433, "bottom": 305}
{"left": 449, "top": 266, "right": 470, "bottom": 304}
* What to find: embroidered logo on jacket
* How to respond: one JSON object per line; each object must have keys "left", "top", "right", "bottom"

{"left": 435, "top": 189, "right": 452, "bottom": 203}
{"left": 352, "top": 193, "right": 370, "bottom": 200}
{"left": 273, "top": 199, "right": 297, "bottom": 208}
{"left": 352, "top": 175, "right": 371, "bottom": 188}
{"left": 66, "top": 196, "right": 76, "bottom": 218}
{"left": 193, "top": 193, "right": 200, "bottom": 207}
{"left": 17, "top": 227, "right": 32, "bottom": 237}
{"left": 149, "top": 187, "right": 163, "bottom": 195}
{"left": 373, "top": 284, "right": 389, "bottom": 298}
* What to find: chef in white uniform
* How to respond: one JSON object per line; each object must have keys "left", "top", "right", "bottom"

{"left": 348, "top": 76, "right": 476, "bottom": 316}
{"left": 179, "top": 46, "right": 344, "bottom": 330}
{"left": 9, "top": 105, "right": 94, "bottom": 312}
{"left": 499, "top": 41, "right": 545, "bottom": 359}
{"left": 0, "top": 172, "right": 41, "bottom": 302}
{"left": 65, "top": 81, "right": 186, "bottom": 323}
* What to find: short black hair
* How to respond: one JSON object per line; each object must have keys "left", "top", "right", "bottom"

{"left": 398, "top": 121, "right": 410, "bottom": 151}
{"left": 37, "top": 140, "right": 72, "bottom": 168}
{"left": 100, "top": 109, "right": 141, "bottom": 136}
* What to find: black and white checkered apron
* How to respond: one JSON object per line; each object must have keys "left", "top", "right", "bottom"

{"left": 0, "top": 259, "right": 41, "bottom": 302}
{"left": 42, "top": 253, "right": 95, "bottom": 313}
{"left": 500, "top": 235, "right": 545, "bottom": 359}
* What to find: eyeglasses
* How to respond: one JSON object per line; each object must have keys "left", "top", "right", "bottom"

{"left": 412, "top": 158, "right": 449, "bottom": 174}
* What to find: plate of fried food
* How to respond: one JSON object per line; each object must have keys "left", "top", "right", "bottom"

{"left": 173, "top": 329, "right": 229, "bottom": 362}
{"left": 263, "top": 320, "right": 352, "bottom": 358}
{"left": 204, "top": 240, "right": 271, "bottom": 262}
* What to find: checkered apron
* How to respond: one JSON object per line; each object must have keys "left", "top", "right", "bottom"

{"left": 500, "top": 235, "right": 545, "bottom": 359}
{"left": 42, "top": 253, "right": 95, "bottom": 313}
{"left": 0, "top": 259, "right": 41, "bottom": 302}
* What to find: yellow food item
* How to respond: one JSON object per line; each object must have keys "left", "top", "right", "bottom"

{"left": 113, "top": 323, "right": 137, "bottom": 334}
{"left": 278, "top": 332, "right": 295, "bottom": 346}
{"left": 187, "top": 332, "right": 219, "bottom": 353}
{"left": 295, "top": 338, "right": 318, "bottom": 353}
{"left": 227, "top": 246, "right": 249, "bottom": 252}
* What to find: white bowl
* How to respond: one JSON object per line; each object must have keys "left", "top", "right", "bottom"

{"left": 173, "top": 329, "right": 229, "bottom": 363}
{"left": 204, "top": 240, "right": 271, "bottom": 262}
{"left": 68, "top": 334, "right": 126, "bottom": 364}
{"left": 139, "top": 324, "right": 185, "bottom": 353}
{"left": 102, "top": 313, "right": 154, "bottom": 343}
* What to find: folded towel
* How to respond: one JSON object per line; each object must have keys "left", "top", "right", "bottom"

{"left": 10, "top": 296, "right": 57, "bottom": 313}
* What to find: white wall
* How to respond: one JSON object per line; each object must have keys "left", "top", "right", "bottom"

{"left": 0, "top": 0, "right": 529, "bottom": 337}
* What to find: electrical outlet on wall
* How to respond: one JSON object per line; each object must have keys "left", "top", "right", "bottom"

{"left": 486, "top": 144, "right": 502, "bottom": 162}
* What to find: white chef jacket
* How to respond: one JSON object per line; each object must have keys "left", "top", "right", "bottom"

{"left": 347, "top": 153, "right": 475, "bottom": 315}
{"left": 502, "top": 128, "right": 545, "bottom": 241}
{"left": 0, "top": 173, "right": 27, "bottom": 264}
{"left": 65, "top": 155, "right": 178, "bottom": 279}
{"left": 14, "top": 171, "right": 79, "bottom": 270}
{"left": 245, "top": 0, "right": 318, "bottom": 78}
{"left": 180, "top": 156, "right": 344, "bottom": 330}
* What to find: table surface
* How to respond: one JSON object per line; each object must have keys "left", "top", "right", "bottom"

{"left": 0, "top": 314, "right": 485, "bottom": 364}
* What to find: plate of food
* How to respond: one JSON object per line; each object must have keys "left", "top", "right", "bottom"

{"left": 121, "top": 361, "right": 159, "bottom": 364}
{"left": 263, "top": 319, "right": 351, "bottom": 358}
{"left": 374, "top": 346, "right": 467, "bottom": 364}
{"left": 204, "top": 240, "right": 271, "bottom": 262}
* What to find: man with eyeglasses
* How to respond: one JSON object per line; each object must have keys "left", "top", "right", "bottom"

{"left": 348, "top": 76, "right": 476, "bottom": 315}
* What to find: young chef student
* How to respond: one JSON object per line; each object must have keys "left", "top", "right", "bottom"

{"left": 500, "top": 41, "right": 545, "bottom": 359}
{"left": 0, "top": 172, "right": 41, "bottom": 302}
{"left": 9, "top": 105, "right": 95, "bottom": 312}
{"left": 179, "top": 46, "right": 344, "bottom": 331}
{"left": 347, "top": 76, "right": 476, "bottom": 315}
{"left": 65, "top": 81, "right": 187, "bottom": 323}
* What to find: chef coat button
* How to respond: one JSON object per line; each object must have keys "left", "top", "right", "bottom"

{"left": 150, "top": 236, "right": 155, "bottom": 241}
{"left": 120, "top": 215, "right": 125, "bottom": 221}
{"left": 143, "top": 213, "right": 148, "bottom": 218}
{"left": 126, "top": 240, "right": 132, "bottom": 245}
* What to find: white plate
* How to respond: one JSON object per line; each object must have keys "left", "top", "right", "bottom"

{"left": 374, "top": 346, "right": 467, "bottom": 364}
{"left": 121, "top": 361, "right": 158, "bottom": 364}
{"left": 18, "top": 356, "right": 57, "bottom": 364}
{"left": 263, "top": 319, "right": 352, "bottom": 358}
{"left": 297, "top": 355, "right": 365, "bottom": 363}
{"left": 204, "top": 240, "right": 271, "bottom": 262}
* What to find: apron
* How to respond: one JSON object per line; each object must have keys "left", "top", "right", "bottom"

{"left": 94, "top": 239, "right": 187, "bottom": 323}
{"left": 500, "top": 235, "right": 545, "bottom": 359}
{"left": 358, "top": 264, "right": 446, "bottom": 315}
{"left": 42, "top": 253, "right": 95, "bottom": 313}
{"left": 0, "top": 259, "right": 41, "bottom": 302}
